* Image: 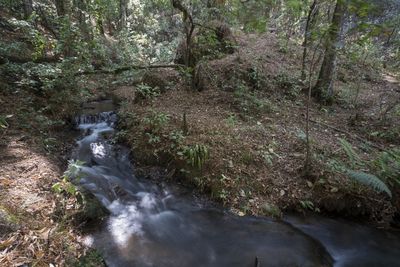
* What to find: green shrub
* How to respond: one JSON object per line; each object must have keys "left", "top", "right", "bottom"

{"left": 178, "top": 144, "right": 209, "bottom": 170}
{"left": 135, "top": 83, "right": 160, "bottom": 100}
{"left": 331, "top": 138, "right": 397, "bottom": 198}
{"left": 52, "top": 160, "right": 108, "bottom": 222}
{"left": 275, "top": 72, "right": 301, "bottom": 99}
{"left": 142, "top": 110, "right": 170, "bottom": 133}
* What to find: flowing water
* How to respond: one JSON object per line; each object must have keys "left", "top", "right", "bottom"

{"left": 72, "top": 102, "right": 400, "bottom": 267}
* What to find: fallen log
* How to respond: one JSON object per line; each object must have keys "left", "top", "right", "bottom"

{"left": 74, "top": 64, "right": 185, "bottom": 76}
{"left": 0, "top": 54, "right": 60, "bottom": 64}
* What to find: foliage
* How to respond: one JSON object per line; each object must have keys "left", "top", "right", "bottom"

{"left": 225, "top": 113, "right": 237, "bottom": 127}
{"left": 142, "top": 110, "right": 170, "bottom": 133}
{"left": 339, "top": 138, "right": 362, "bottom": 168}
{"left": 344, "top": 170, "right": 392, "bottom": 198}
{"left": 52, "top": 160, "right": 85, "bottom": 196}
{"left": 300, "top": 200, "right": 320, "bottom": 212}
{"left": 52, "top": 160, "right": 108, "bottom": 222}
{"left": 331, "top": 138, "right": 398, "bottom": 198}
{"left": 258, "top": 143, "right": 279, "bottom": 166}
{"left": 135, "top": 83, "right": 160, "bottom": 100}
{"left": 275, "top": 72, "right": 301, "bottom": 99}
{"left": 373, "top": 148, "right": 400, "bottom": 186}
{"left": 178, "top": 144, "right": 210, "bottom": 170}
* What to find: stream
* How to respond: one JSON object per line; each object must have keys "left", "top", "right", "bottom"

{"left": 72, "top": 101, "right": 400, "bottom": 267}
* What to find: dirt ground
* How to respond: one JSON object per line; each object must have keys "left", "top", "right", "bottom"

{"left": 115, "top": 32, "right": 399, "bottom": 226}
{"left": 0, "top": 88, "right": 87, "bottom": 266}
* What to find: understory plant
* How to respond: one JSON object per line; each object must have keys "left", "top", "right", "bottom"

{"left": 52, "top": 160, "right": 107, "bottom": 222}
{"left": 330, "top": 138, "right": 399, "bottom": 198}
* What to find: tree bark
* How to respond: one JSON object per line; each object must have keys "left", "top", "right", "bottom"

{"left": 23, "top": 0, "right": 34, "bottom": 19}
{"left": 75, "top": 0, "right": 92, "bottom": 42}
{"left": 301, "top": 0, "right": 318, "bottom": 81}
{"left": 119, "top": 0, "right": 128, "bottom": 30}
{"left": 313, "top": 0, "right": 346, "bottom": 103}
{"left": 54, "top": 0, "right": 66, "bottom": 17}
{"left": 171, "top": 0, "right": 195, "bottom": 68}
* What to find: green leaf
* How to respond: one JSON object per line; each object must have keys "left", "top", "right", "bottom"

{"left": 339, "top": 138, "right": 362, "bottom": 168}
{"left": 52, "top": 182, "right": 63, "bottom": 193}
{"left": 346, "top": 170, "right": 392, "bottom": 198}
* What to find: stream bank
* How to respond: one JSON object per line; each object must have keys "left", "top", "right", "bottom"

{"left": 111, "top": 32, "right": 399, "bottom": 226}
{"left": 73, "top": 101, "right": 400, "bottom": 267}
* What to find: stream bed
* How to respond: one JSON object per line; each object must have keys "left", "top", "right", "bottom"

{"left": 72, "top": 102, "right": 400, "bottom": 267}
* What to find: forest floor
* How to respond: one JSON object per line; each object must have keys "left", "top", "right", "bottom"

{"left": 114, "top": 32, "right": 400, "bottom": 227}
{"left": 0, "top": 86, "right": 104, "bottom": 265}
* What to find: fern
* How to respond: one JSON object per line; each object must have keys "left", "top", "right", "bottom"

{"left": 345, "top": 169, "right": 392, "bottom": 198}
{"left": 180, "top": 144, "right": 209, "bottom": 170}
{"left": 339, "top": 138, "right": 362, "bottom": 168}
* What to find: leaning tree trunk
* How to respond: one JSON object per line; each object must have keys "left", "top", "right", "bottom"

{"left": 313, "top": 0, "right": 345, "bottom": 103}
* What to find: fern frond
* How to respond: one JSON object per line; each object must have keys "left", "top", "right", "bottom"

{"left": 339, "top": 138, "right": 362, "bottom": 167}
{"left": 345, "top": 169, "right": 392, "bottom": 198}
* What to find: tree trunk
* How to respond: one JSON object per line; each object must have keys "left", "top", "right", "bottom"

{"left": 54, "top": 0, "right": 65, "bottom": 17}
{"left": 171, "top": 0, "right": 197, "bottom": 89}
{"left": 23, "top": 0, "right": 33, "bottom": 19}
{"left": 119, "top": 0, "right": 128, "bottom": 30}
{"left": 76, "top": 0, "right": 92, "bottom": 42}
{"left": 312, "top": 0, "right": 345, "bottom": 103}
{"left": 301, "top": 0, "right": 318, "bottom": 81}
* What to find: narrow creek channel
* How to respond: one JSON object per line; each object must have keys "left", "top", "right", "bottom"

{"left": 71, "top": 101, "right": 400, "bottom": 267}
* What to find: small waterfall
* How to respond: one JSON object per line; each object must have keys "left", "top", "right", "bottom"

{"left": 74, "top": 111, "right": 117, "bottom": 127}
